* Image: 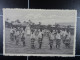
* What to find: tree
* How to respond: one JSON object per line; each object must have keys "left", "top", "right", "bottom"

{"left": 47, "top": 24, "right": 51, "bottom": 30}
{"left": 55, "top": 23, "right": 60, "bottom": 31}
{"left": 11, "top": 21, "right": 14, "bottom": 24}
{"left": 23, "top": 21, "right": 27, "bottom": 23}
{"left": 15, "top": 19, "right": 21, "bottom": 23}
{"left": 6, "top": 18, "right": 9, "bottom": 22}
{"left": 32, "top": 22, "right": 35, "bottom": 25}
{"left": 39, "top": 22, "right": 41, "bottom": 25}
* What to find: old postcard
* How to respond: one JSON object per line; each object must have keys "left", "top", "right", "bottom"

{"left": 3, "top": 9, "right": 77, "bottom": 56}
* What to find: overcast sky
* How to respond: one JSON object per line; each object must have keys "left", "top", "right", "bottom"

{"left": 3, "top": 9, "right": 77, "bottom": 25}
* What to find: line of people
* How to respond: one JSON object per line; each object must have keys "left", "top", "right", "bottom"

{"left": 10, "top": 27, "right": 71, "bottom": 50}
{"left": 10, "top": 27, "right": 26, "bottom": 46}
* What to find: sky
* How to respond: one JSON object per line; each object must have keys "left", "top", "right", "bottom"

{"left": 3, "top": 9, "right": 77, "bottom": 25}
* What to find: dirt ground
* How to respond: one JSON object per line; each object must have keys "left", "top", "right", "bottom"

{"left": 5, "top": 28, "right": 74, "bottom": 55}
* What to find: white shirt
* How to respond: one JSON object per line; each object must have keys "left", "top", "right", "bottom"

{"left": 60, "top": 30, "right": 64, "bottom": 36}
{"left": 15, "top": 31, "right": 20, "bottom": 36}
{"left": 30, "top": 33, "right": 35, "bottom": 39}
{"left": 56, "top": 33, "right": 61, "bottom": 39}
{"left": 38, "top": 32, "right": 42, "bottom": 38}
{"left": 41, "top": 30, "right": 44, "bottom": 34}
{"left": 62, "top": 30, "right": 67, "bottom": 37}
{"left": 66, "top": 32, "right": 71, "bottom": 40}
{"left": 50, "top": 33, "right": 55, "bottom": 40}
{"left": 21, "top": 30, "right": 26, "bottom": 37}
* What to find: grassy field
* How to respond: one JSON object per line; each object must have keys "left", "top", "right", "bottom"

{"left": 5, "top": 28, "right": 74, "bottom": 55}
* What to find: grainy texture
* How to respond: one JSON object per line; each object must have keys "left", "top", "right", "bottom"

{"left": 3, "top": 9, "right": 77, "bottom": 56}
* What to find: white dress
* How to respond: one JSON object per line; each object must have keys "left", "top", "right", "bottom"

{"left": 25, "top": 26, "right": 31, "bottom": 35}
{"left": 38, "top": 32, "right": 42, "bottom": 39}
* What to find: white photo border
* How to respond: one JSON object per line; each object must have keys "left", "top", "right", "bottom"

{"left": 3, "top": 9, "right": 77, "bottom": 57}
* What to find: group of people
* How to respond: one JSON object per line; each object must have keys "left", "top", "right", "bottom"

{"left": 10, "top": 27, "right": 26, "bottom": 46}
{"left": 10, "top": 26, "right": 71, "bottom": 50}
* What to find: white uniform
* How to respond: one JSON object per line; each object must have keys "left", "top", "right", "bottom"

{"left": 27, "top": 27, "right": 31, "bottom": 35}
{"left": 25, "top": 26, "right": 31, "bottom": 35}
{"left": 38, "top": 31, "right": 42, "bottom": 39}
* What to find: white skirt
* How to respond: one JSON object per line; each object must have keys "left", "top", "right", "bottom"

{"left": 27, "top": 29, "right": 31, "bottom": 35}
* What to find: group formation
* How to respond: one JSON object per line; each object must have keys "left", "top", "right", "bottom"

{"left": 10, "top": 26, "right": 71, "bottom": 50}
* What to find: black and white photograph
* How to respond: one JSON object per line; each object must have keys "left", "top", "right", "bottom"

{"left": 3, "top": 9, "right": 76, "bottom": 56}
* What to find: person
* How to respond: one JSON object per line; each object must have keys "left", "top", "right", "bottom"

{"left": 35, "top": 29, "right": 39, "bottom": 36}
{"left": 10, "top": 27, "right": 14, "bottom": 41}
{"left": 15, "top": 30, "right": 20, "bottom": 45}
{"left": 64, "top": 30, "right": 71, "bottom": 48}
{"left": 38, "top": 30, "right": 43, "bottom": 49}
{"left": 26, "top": 22, "right": 31, "bottom": 36}
{"left": 61, "top": 29, "right": 67, "bottom": 44}
{"left": 14, "top": 28, "right": 17, "bottom": 41}
{"left": 30, "top": 31, "right": 36, "bottom": 49}
{"left": 56, "top": 30, "right": 61, "bottom": 49}
{"left": 21, "top": 29, "right": 26, "bottom": 47}
{"left": 49, "top": 30, "right": 55, "bottom": 50}
{"left": 42, "top": 29, "right": 44, "bottom": 39}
